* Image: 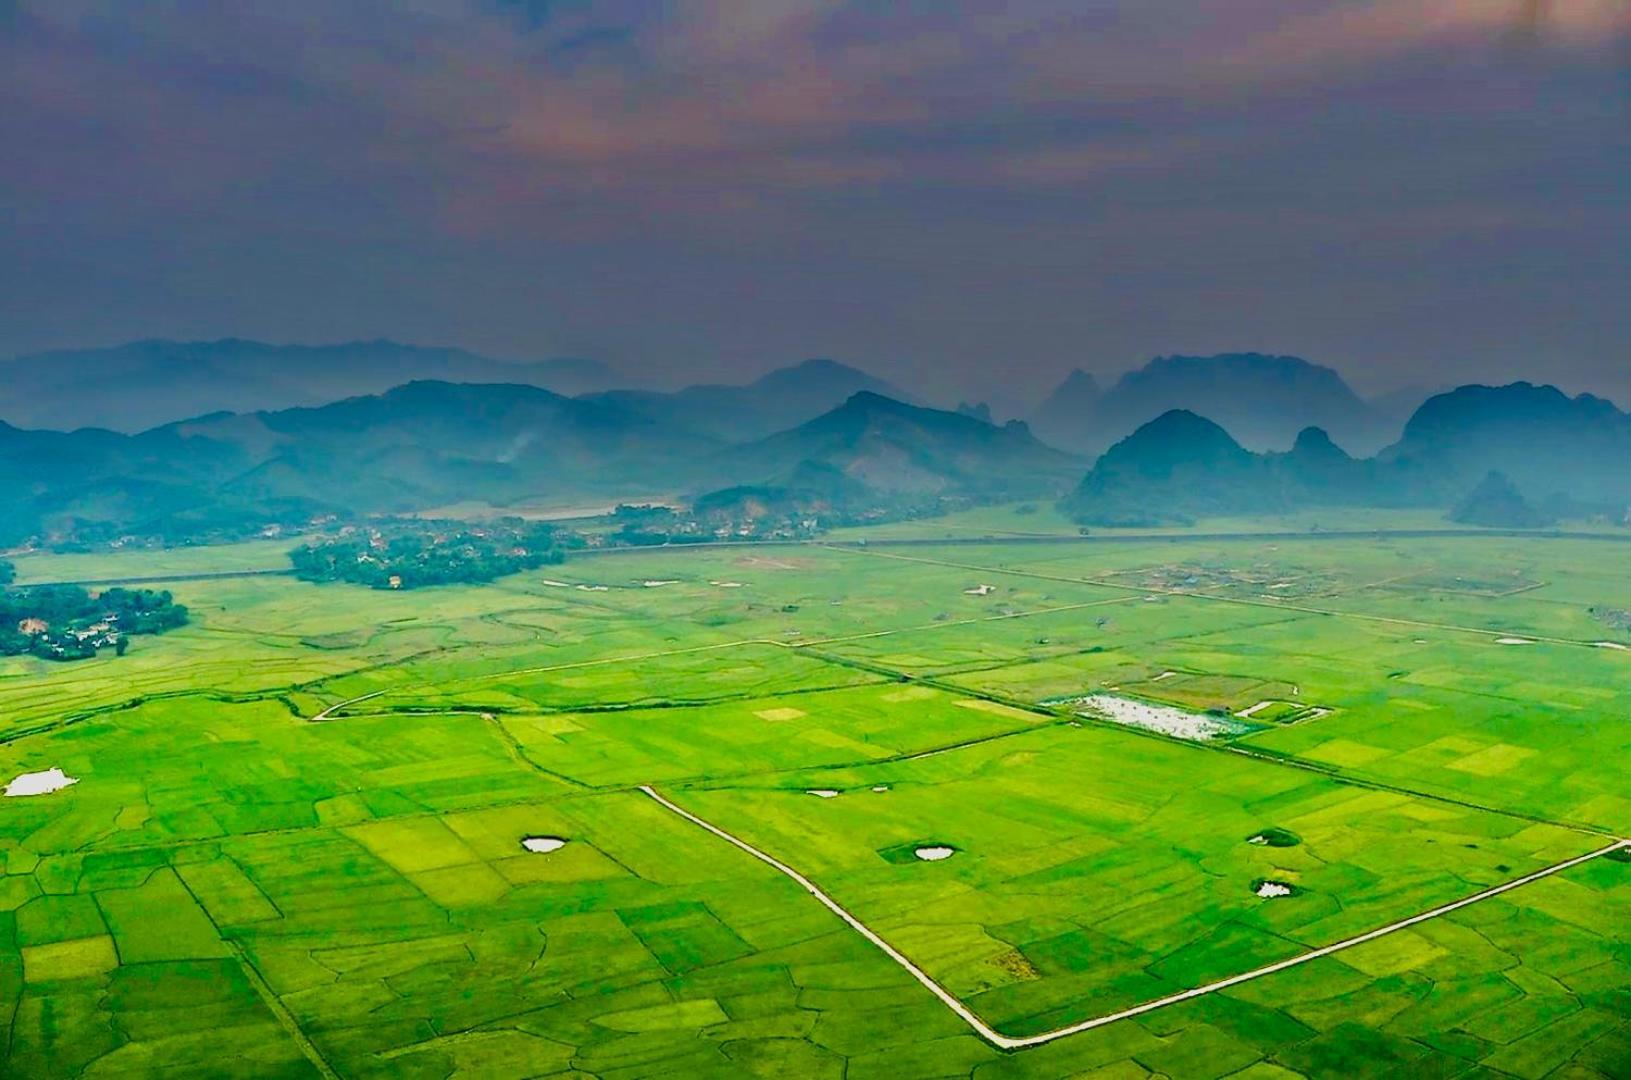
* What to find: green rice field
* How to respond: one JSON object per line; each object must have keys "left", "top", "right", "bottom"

{"left": 2, "top": 523, "right": 1627, "bottom": 1078}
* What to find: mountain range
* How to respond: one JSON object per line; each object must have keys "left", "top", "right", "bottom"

{"left": 1030, "top": 353, "right": 1407, "bottom": 457}
{"left": 1, "top": 336, "right": 1626, "bottom": 545}
{"left": 0, "top": 382, "right": 713, "bottom": 543}
{"left": 0, "top": 339, "right": 625, "bottom": 433}
{"left": 0, "top": 382, "right": 1074, "bottom": 544}
{"left": 584, "top": 358, "right": 912, "bottom": 442}
{"left": 736, "top": 392, "right": 1078, "bottom": 498}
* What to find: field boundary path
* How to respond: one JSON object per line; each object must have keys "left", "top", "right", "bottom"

{"left": 641, "top": 784, "right": 1628, "bottom": 1052}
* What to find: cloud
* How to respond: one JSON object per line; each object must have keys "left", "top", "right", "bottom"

{"left": 6, "top": 0, "right": 1623, "bottom": 227}
{"left": 1, "top": 1, "right": 1626, "bottom": 399}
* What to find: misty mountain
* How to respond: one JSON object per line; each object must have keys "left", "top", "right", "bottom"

{"left": 1059, "top": 410, "right": 1399, "bottom": 526}
{"left": 1027, "top": 369, "right": 1102, "bottom": 450}
{"left": 1449, "top": 471, "right": 1555, "bottom": 529}
{"left": 0, "top": 379, "right": 1071, "bottom": 544}
{"left": 1380, "top": 383, "right": 1631, "bottom": 508}
{"left": 1034, "top": 354, "right": 1395, "bottom": 457}
{"left": 726, "top": 391, "right": 1080, "bottom": 497}
{"left": 177, "top": 381, "right": 720, "bottom": 504}
{"left": 587, "top": 358, "right": 912, "bottom": 442}
{"left": 1060, "top": 410, "right": 1267, "bottom": 526}
{"left": 0, "top": 339, "right": 625, "bottom": 433}
{"left": 0, "top": 382, "right": 717, "bottom": 543}
{"left": 1061, "top": 380, "right": 1631, "bottom": 527}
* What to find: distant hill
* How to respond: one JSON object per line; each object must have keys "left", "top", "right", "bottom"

{"left": 1035, "top": 354, "right": 1395, "bottom": 457}
{"left": 689, "top": 460, "right": 885, "bottom": 526}
{"left": 1060, "top": 410, "right": 1267, "bottom": 526}
{"left": 176, "top": 381, "right": 719, "bottom": 505}
{"left": 1059, "top": 411, "right": 1395, "bottom": 526}
{"left": 727, "top": 392, "right": 1080, "bottom": 497}
{"left": 1061, "top": 381, "right": 1631, "bottom": 527}
{"left": 3, "top": 380, "right": 1069, "bottom": 544}
{"left": 0, "top": 339, "right": 624, "bottom": 432}
{"left": 1380, "top": 383, "right": 1631, "bottom": 508}
{"left": 587, "top": 358, "right": 911, "bottom": 442}
{"left": 1449, "top": 471, "right": 1554, "bottom": 529}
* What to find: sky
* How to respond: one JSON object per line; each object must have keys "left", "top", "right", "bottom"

{"left": 2, "top": 0, "right": 1628, "bottom": 406}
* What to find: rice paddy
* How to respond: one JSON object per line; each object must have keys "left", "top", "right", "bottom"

{"left": 1, "top": 524, "right": 1627, "bottom": 1078}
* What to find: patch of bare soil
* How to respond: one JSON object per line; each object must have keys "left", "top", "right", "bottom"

{"left": 736, "top": 555, "right": 810, "bottom": 570}
{"left": 990, "top": 949, "right": 1041, "bottom": 981}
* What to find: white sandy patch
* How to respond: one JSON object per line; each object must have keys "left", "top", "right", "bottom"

{"left": 542, "top": 580, "right": 572, "bottom": 588}
{"left": 872, "top": 785, "right": 890, "bottom": 793}
{"left": 1496, "top": 637, "right": 1533, "bottom": 646}
{"left": 1051, "top": 693, "right": 1247, "bottom": 741}
{"left": 575, "top": 584, "right": 609, "bottom": 592}
{"left": 807, "top": 789, "right": 840, "bottom": 799}
{"left": 5, "top": 768, "right": 79, "bottom": 797}
{"left": 1235, "top": 700, "right": 1279, "bottom": 720}
{"left": 1594, "top": 641, "right": 1628, "bottom": 651}
{"left": 642, "top": 580, "right": 679, "bottom": 588}
{"left": 710, "top": 581, "right": 745, "bottom": 588}
{"left": 738, "top": 556, "right": 804, "bottom": 570}
{"left": 1151, "top": 671, "right": 1177, "bottom": 682}
{"left": 521, "top": 836, "right": 567, "bottom": 853}
{"left": 914, "top": 846, "right": 955, "bottom": 862}
{"left": 964, "top": 584, "right": 996, "bottom": 596}
{"left": 1248, "top": 835, "right": 1269, "bottom": 846}
{"left": 1256, "top": 881, "right": 1293, "bottom": 899}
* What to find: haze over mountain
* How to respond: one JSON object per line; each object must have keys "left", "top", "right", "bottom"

{"left": 587, "top": 358, "right": 913, "bottom": 443}
{"left": 0, "top": 381, "right": 719, "bottom": 544}
{"left": 4, "top": 358, "right": 1627, "bottom": 546}
{"left": 1027, "top": 370, "right": 1102, "bottom": 451}
{"left": 1033, "top": 354, "right": 1402, "bottom": 458}
{"left": 0, "top": 339, "right": 625, "bottom": 433}
{"left": 0, "top": 380, "right": 1076, "bottom": 544}
{"left": 726, "top": 392, "right": 1079, "bottom": 498}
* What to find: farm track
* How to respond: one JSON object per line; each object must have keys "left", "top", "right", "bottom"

{"left": 642, "top": 783, "right": 1630, "bottom": 1052}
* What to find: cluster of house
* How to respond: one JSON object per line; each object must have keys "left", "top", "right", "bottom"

{"left": 16, "top": 613, "right": 123, "bottom": 654}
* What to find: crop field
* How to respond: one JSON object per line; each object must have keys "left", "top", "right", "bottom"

{"left": 1, "top": 525, "right": 1627, "bottom": 1078}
